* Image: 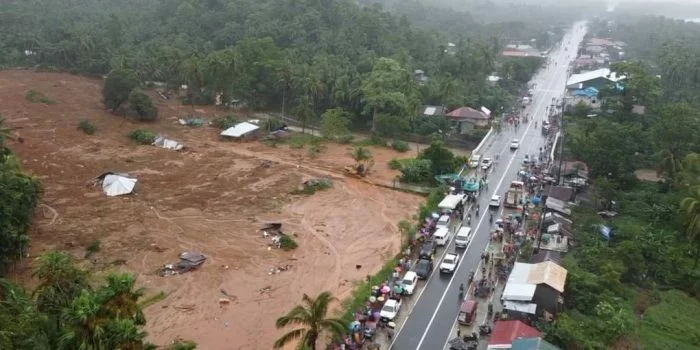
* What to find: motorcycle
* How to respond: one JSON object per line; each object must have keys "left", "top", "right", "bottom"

{"left": 478, "top": 325, "right": 492, "bottom": 336}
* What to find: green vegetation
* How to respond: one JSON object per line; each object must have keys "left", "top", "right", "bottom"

{"left": 24, "top": 89, "right": 56, "bottom": 104}
{"left": 0, "top": 251, "right": 163, "bottom": 349}
{"left": 278, "top": 234, "right": 299, "bottom": 251}
{"left": 390, "top": 140, "right": 410, "bottom": 152}
{"left": 213, "top": 115, "right": 240, "bottom": 130}
{"left": 102, "top": 69, "right": 139, "bottom": 111}
{"left": 545, "top": 17, "right": 700, "bottom": 349}
{"left": 320, "top": 108, "right": 352, "bottom": 140}
{"left": 128, "top": 89, "right": 159, "bottom": 121}
{"left": 296, "top": 178, "right": 333, "bottom": 195}
{"left": 639, "top": 290, "right": 700, "bottom": 350}
{"left": 77, "top": 120, "right": 96, "bottom": 135}
{"left": 0, "top": 116, "right": 42, "bottom": 273}
{"left": 84, "top": 239, "right": 101, "bottom": 258}
{"left": 128, "top": 129, "right": 156, "bottom": 145}
{"left": 400, "top": 159, "right": 433, "bottom": 184}
{"left": 397, "top": 140, "right": 460, "bottom": 184}
{"left": 275, "top": 291, "right": 346, "bottom": 349}
{"left": 0, "top": 0, "right": 560, "bottom": 143}
{"left": 388, "top": 158, "right": 403, "bottom": 170}
{"left": 138, "top": 290, "right": 170, "bottom": 309}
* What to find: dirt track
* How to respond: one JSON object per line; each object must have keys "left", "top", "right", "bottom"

{"left": 0, "top": 71, "right": 423, "bottom": 349}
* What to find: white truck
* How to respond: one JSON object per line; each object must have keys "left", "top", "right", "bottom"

{"left": 380, "top": 297, "right": 402, "bottom": 323}
{"left": 504, "top": 181, "right": 525, "bottom": 208}
{"left": 439, "top": 253, "right": 460, "bottom": 274}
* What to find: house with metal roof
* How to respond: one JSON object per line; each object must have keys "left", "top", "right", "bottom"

{"left": 447, "top": 106, "right": 491, "bottom": 132}
{"left": 501, "top": 262, "right": 568, "bottom": 317}
{"left": 488, "top": 320, "right": 543, "bottom": 350}
{"left": 565, "top": 68, "right": 624, "bottom": 91}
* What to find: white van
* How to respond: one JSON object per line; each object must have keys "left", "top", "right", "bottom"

{"left": 401, "top": 271, "right": 418, "bottom": 295}
{"left": 454, "top": 227, "right": 472, "bottom": 248}
{"left": 433, "top": 227, "right": 451, "bottom": 246}
{"left": 436, "top": 215, "right": 451, "bottom": 230}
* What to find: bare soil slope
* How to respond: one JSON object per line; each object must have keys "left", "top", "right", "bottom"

{"left": 0, "top": 71, "right": 422, "bottom": 349}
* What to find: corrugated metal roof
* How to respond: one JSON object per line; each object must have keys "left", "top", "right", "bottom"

{"left": 528, "top": 261, "right": 568, "bottom": 293}
{"left": 488, "top": 321, "right": 542, "bottom": 348}
{"left": 502, "top": 301, "right": 537, "bottom": 314}
{"left": 566, "top": 68, "right": 624, "bottom": 87}
{"left": 503, "top": 283, "right": 536, "bottom": 301}
{"left": 220, "top": 122, "right": 260, "bottom": 137}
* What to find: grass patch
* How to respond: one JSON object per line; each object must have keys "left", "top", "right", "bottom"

{"left": 138, "top": 290, "right": 169, "bottom": 308}
{"left": 355, "top": 135, "right": 387, "bottom": 147}
{"left": 84, "top": 239, "right": 101, "bottom": 259}
{"left": 639, "top": 290, "right": 700, "bottom": 350}
{"left": 25, "top": 89, "right": 56, "bottom": 104}
{"left": 279, "top": 234, "right": 298, "bottom": 251}
{"left": 336, "top": 134, "right": 355, "bottom": 144}
{"left": 128, "top": 129, "right": 156, "bottom": 144}
{"left": 390, "top": 140, "right": 410, "bottom": 152}
{"left": 388, "top": 158, "right": 402, "bottom": 170}
{"left": 294, "top": 178, "right": 333, "bottom": 195}
{"left": 287, "top": 133, "right": 319, "bottom": 149}
{"left": 308, "top": 142, "right": 324, "bottom": 158}
{"left": 213, "top": 114, "right": 240, "bottom": 130}
{"left": 77, "top": 120, "right": 96, "bottom": 135}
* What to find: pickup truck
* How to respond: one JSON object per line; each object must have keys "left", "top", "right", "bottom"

{"left": 439, "top": 253, "right": 460, "bottom": 274}
{"left": 380, "top": 297, "right": 402, "bottom": 323}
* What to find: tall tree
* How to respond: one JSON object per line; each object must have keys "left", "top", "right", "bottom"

{"left": 361, "top": 57, "right": 420, "bottom": 132}
{"left": 273, "top": 291, "right": 346, "bottom": 350}
{"left": 103, "top": 69, "right": 139, "bottom": 111}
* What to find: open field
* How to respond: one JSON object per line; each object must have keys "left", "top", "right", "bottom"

{"left": 0, "top": 70, "right": 423, "bottom": 349}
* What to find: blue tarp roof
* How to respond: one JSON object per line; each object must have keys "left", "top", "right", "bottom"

{"left": 573, "top": 86, "right": 599, "bottom": 97}
{"left": 512, "top": 337, "right": 561, "bottom": 350}
{"left": 599, "top": 225, "right": 611, "bottom": 239}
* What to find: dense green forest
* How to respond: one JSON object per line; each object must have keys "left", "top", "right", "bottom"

{"left": 0, "top": 0, "right": 558, "bottom": 137}
{"left": 545, "top": 16, "right": 700, "bottom": 350}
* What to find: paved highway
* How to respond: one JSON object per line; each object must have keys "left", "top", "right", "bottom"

{"left": 390, "top": 22, "right": 587, "bottom": 350}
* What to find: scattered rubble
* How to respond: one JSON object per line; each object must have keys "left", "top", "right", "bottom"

{"left": 267, "top": 264, "right": 293, "bottom": 275}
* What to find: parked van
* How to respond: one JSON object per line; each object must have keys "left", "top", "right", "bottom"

{"left": 436, "top": 215, "right": 451, "bottom": 230}
{"left": 401, "top": 271, "right": 418, "bottom": 296}
{"left": 458, "top": 300, "right": 478, "bottom": 325}
{"left": 433, "top": 227, "right": 451, "bottom": 246}
{"left": 454, "top": 227, "right": 472, "bottom": 248}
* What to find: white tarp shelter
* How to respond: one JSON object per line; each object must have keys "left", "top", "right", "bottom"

{"left": 153, "top": 135, "right": 184, "bottom": 150}
{"left": 220, "top": 122, "right": 260, "bottom": 138}
{"left": 102, "top": 174, "right": 137, "bottom": 196}
{"left": 438, "top": 194, "right": 465, "bottom": 210}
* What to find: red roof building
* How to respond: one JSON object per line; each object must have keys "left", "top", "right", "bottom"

{"left": 488, "top": 320, "right": 542, "bottom": 349}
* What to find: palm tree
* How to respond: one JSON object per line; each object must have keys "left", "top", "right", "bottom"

{"left": 97, "top": 273, "right": 145, "bottom": 325}
{"left": 0, "top": 279, "right": 50, "bottom": 349}
{"left": 33, "top": 252, "right": 89, "bottom": 317}
{"left": 273, "top": 291, "right": 346, "bottom": 350}
{"left": 58, "top": 290, "right": 108, "bottom": 350}
{"left": 350, "top": 146, "right": 372, "bottom": 165}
